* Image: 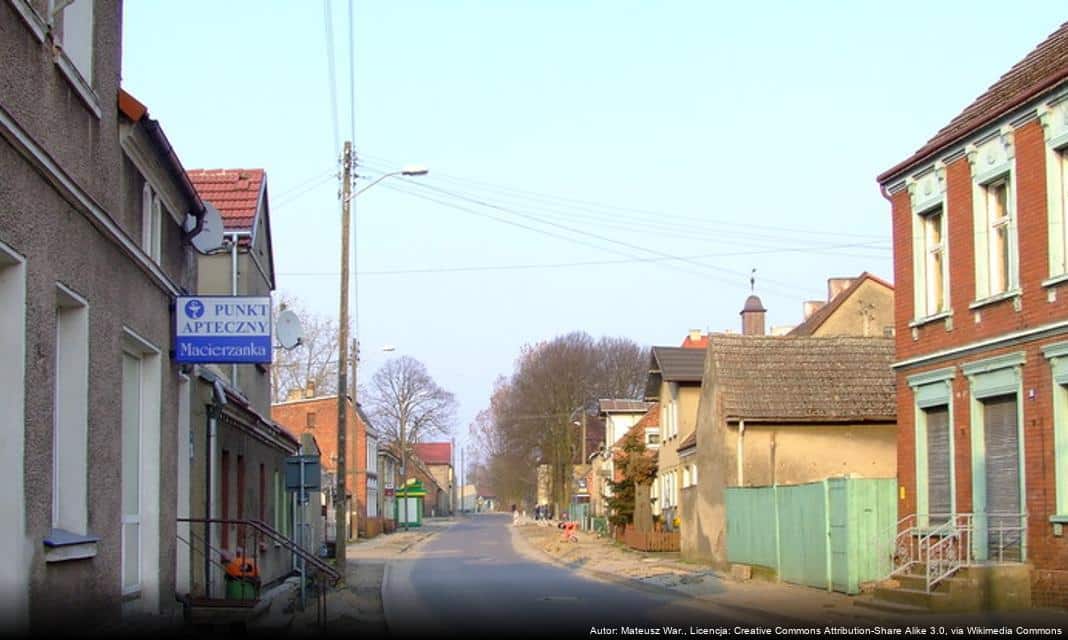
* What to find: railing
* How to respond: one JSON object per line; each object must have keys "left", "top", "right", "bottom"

{"left": 873, "top": 512, "right": 1027, "bottom": 593}
{"left": 177, "top": 518, "right": 342, "bottom": 628}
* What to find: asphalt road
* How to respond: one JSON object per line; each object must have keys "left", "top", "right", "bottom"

{"left": 383, "top": 514, "right": 780, "bottom": 638}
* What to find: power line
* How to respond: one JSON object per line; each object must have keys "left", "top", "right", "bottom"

{"left": 389, "top": 178, "right": 807, "bottom": 295}
{"left": 278, "top": 241, "right": 894, "bottom": 278}
{"left": 357, "top": 153, "right": 886, "bottom": 241}
{"left": 378, "top": 181, "right": 803, "bottom": 297}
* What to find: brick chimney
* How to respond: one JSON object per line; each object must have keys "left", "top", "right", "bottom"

{"left": 740, "top": 295, "right": 766, "bottom": 336}
{"left": 688, "top": 329, "right": 703, "bottom": 342}
{"left": 827, "top": 277, "right": 856, "bottom": 302}
{"left": 286, "top": 388, "right": 302, "bottom": 402}
{"left": 304, "top": 380, "right": 316, "bottom": 398}
{"left": 802, "top": 300, "right": 826, "bottom": 320}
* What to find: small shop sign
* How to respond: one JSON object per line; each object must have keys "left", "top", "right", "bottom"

{"left": 175, "top": 296, "right": 272, "bottom": 364}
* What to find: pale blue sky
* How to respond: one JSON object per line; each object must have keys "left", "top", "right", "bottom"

{"left": 122, "top": 1, "right": 1067, "bottom": 450}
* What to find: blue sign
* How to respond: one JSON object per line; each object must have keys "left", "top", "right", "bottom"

{"left": 175, "top": 296, "right": 273, "bottom": 364}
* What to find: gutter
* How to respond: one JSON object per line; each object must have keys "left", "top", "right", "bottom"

{"left": 142, "top": 117, "right": 206, "bottom": 236}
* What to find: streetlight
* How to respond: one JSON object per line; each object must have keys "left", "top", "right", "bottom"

{"left": 335, "top": 158, "right": 427, "bottom": 568}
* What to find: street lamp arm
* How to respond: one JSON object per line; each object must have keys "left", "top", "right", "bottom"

{"left": 346, "top": 165, "right": 429, "bottom": 202}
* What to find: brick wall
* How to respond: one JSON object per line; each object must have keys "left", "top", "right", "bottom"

{"left": 890, "top": 118, "right": 1068, "bottom": 601}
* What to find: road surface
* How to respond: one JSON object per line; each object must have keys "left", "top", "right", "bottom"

{"left": 383, "top": 514, "right": 782, "bottom": 638}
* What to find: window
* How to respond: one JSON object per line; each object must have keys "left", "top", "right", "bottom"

{"left": 1048, "top": 145, "right": 1068, "bottom": 277}
{"left": 259, "top": 464, "right": 266, "bottom": 522}
{"left": 54, "top": 285, "right": 88, "bottom": 536}
{"left": 986, "top": 179, "right": 1013, "bottom": 295}
{"left": 141, "top": 183, "right": 162, "bottom": 263}
{"left": 646, "top": 431, "right": 660, "bottom": 446}
{"left": 367, "top": 437, "right": 377, "bottom": 473}
{"left": 306, "top": 411, "right": 316, "bottom": 428}
{"left": 120, "top": 352, "right": 142, "bottom": 594}
{"left": 1043, "top": 343, "right": 1068, "bottom": 519}
{"left": 969, "top": 132, "right": 1017, "bottom": 301}
{"left": 56, "top": 0, "right": 94, "bottom": 83}
{"left": 916, "top": 206, "right": 947, "bottom": 317}
{"left": 0, "top": 244, "right": 27, "bottom": 623}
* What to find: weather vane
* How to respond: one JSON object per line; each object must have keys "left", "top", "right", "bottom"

{"left": 750, "top": 268, "right": 756, "bottom": 292}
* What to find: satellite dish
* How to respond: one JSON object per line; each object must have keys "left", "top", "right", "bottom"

{"left": 188, "top": 202, "right": 225, "bottom": 254}
{"left": 276, "top": 309, "right": 303, "bottom": 350}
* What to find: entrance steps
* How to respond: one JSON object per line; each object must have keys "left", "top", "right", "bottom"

{"left": 855, "top": 563, "right": 1031, "bottom": 614}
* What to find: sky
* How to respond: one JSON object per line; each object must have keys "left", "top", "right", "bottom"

{"left": 122, "top": 1, "right": 1068, "bottom": 458}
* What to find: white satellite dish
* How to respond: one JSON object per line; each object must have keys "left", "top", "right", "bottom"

{"left": 276, "top": 309, "right": 303, "bottom": 350}
{"left": 188, "top": 202, "right": 225, "bottom": 254}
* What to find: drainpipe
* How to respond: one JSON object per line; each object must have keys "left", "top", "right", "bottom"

{"left": 229, "top": 233, "right": 239, "bottom": 383}
{"left": 737, "top": 420, "right": 745, "bottom": 487}
{"left": 206, "top": 407, "right": 217, "bottom": 598}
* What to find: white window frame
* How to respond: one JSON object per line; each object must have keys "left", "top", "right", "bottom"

{"left": 985, "top": 178, "right": 1014, "bottom": 296}
{"left": 968, "top": 130, "right": 1019, "bottom": 304}
{"left": 0, "top": 242, "right": 28, "bottom": 630}
{"left": 141, "top": 183, "right": 162, "bottom": 263}
{"left": 913, "top": 205, "right": 948, "bottom": 319}
{"left": 1046, "top": 143, "right": 1068, "bottom": 278}
{"left": 120, "top": 328, "right": 161, "bottom": 610}
{"left": 54, "top": 283, "right": 89, "bottom": 536}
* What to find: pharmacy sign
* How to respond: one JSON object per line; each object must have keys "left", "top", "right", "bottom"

{"left": 175, "top": 296, "right": 272, "bottom": 364}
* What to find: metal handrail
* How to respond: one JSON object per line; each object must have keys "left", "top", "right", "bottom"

{"left": 873, "top": 512, "right": 1028, "bottom": 592}
{"left": 178, "top": 517, "right": 341, "bottom": 585}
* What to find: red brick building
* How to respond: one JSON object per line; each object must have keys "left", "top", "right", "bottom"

{"left": 271, "top": 393, "right": 380, "bottom": 539}
{"left": 878, "top": 21, "right": 1068, "bottom": 605}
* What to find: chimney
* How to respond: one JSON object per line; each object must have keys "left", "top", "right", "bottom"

{"left": 286, "top": 388, "right": 302, "bottom": 402}
{"left": 740, "top": 295, "right": 766, "bottom": 336}
{"left": 688, "top": 329, "right": 702, "bottom": 343}
{"left": 803, "top": 300, "right": 826, "bottom": 320}
{"left": 827, "top": 277, "right": 856, "bottom": 302}
{"left": 304, "top": 380, "right": 316, "bottom": 398}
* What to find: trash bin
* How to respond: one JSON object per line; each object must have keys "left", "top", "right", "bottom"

{"left": 223, "top": 551, "right": 260, "bottom": 600}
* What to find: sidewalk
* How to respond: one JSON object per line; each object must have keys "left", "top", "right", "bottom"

{"left": 513, "top": 520, "right": 1068, "bottom": 628}
{"left": 286, "top": 518, "right": 456, "bottom": 635}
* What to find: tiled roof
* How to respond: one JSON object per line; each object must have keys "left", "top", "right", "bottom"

{"left": 650, "top": 347, "right": 705, "bottom": 381}
{"left": 678, "top": 431, "right": 697, "bottom": 451}
{"left": 598, "top": 399, "right": 653, "bottom": 414}
{"left": 413, "top": 442, "right": 452, "bottom": 466}
{"left": 186, "top": 168, "right": 265, "bottom": 231}
{"left": 879, "top": 21, "right": 1068, "bottom": 183}
{"left": 788, "top": 272, "right": 894, "bottom": 337}
{"left": 707, "top": 334, "right": 895, "bottom": 422}
{"left": 645, "top": 347, "right": 706, "bottom": 399}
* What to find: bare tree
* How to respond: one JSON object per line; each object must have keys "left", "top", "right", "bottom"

{"left": 366, "top": 356, "right": 458, "bottom": 448}
{"left": 468, "top": 332, "right": 649, "bottom": 514}
{"left": 271, "top": 294, "right": 342, "bottom": 403}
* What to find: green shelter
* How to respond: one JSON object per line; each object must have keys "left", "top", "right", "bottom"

{"left": 394, "top": 479, "right": 427, "bottom": 527}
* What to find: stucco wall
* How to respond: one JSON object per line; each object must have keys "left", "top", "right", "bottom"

{"left": 811, "top": 279, "right": 894, "bottom": 338}
{"left": 724, "top": 423, "right": 897, "bottom": 487}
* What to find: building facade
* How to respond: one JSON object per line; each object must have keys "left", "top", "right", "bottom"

{"left": 0, "top": 0, "right": 214, "bottom": 630}
{"left": 877, "top": 21, "right": 1068, "bottom": 606}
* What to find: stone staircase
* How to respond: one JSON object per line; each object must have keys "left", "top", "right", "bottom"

{"left": 856, "top": 563, "right": 1032, "bottom": 614}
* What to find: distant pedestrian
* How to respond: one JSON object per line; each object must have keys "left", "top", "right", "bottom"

{"left": 511, "top": 503, "right": 519, "bottom": 526}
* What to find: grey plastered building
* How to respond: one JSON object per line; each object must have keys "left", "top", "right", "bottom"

{"left": 0, "top": 0, "right": 206, "bottom": 632}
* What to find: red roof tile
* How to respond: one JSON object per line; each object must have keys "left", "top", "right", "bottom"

{"left": 413, "top": 442, "right": 452, "bottom": 466}
{"left": 186, "top": 168, "right": 265, "bottom": 231}
{"left": 879, "top": 21, "right": 1068, "bottom": 183}
{"left": 681, "top": 335, "right": 708, "bottom": 349}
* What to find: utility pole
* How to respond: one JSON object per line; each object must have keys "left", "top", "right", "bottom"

{"left": 400, "top": 417, "right": 408, "bottom": 532}
{"left": 335, "top": 141, "right": 352, "bottom": 569}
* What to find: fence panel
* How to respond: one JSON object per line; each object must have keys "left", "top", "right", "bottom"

{"left": 725, "top": 487, "right": 777, "bottom": 568}
{"left": 616, "top": 525, "right": 680, "bottom": 552}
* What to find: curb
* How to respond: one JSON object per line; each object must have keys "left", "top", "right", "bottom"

{"left": 379, "top": 528, "right": 441, "bottom": 636}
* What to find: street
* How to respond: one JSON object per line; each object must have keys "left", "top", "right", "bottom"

{"left": 383, "top": 514, "right": 784, "bottom": 638}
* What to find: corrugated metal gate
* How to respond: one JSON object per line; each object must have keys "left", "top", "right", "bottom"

{"left": 726, "top": 478, "right": 897, "bottom": 594}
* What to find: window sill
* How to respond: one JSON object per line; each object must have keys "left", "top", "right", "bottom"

{"left": 55, "top": 51, "right": 101, "bottom": 120}
{"left": 43, "top": 528, "right": 99, "bottom": 563}
{"left": 969, "top": 289, "right": 1022, "bottom": 311}
{"left": 1049, "top": 515, "right": 1068, "bottom": 524}
{"left": 909, "top": 311, "right": 952, "bottom": 329}
{"left": 1043, "top": 274, "right": 1068, "bottom": 289}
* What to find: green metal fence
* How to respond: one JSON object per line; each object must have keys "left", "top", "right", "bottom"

{"left": 726, "top": 478, "right": 897, "bottom": 594}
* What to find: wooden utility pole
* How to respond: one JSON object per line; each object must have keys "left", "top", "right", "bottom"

{"left": 335, "top": 141, "right": 352, "bottom": 569}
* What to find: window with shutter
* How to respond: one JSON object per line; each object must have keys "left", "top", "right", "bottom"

{"left": 925, "top": 406, "right": 951, "bottom": 524}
